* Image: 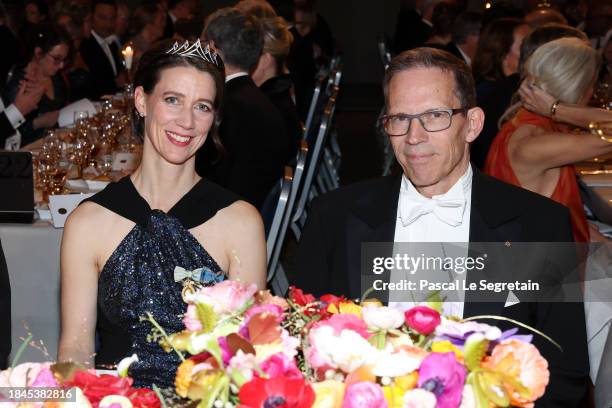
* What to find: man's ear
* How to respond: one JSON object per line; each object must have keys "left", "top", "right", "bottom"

{"left": 134, "top": 86, "right": 146, "bottom": 116}
{"left": 465, "top": 107, "right": 485, "bottom": 143}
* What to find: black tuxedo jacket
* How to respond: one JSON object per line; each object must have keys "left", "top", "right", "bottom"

{"left": 444, "top": 42, "right": 467, "bottom": 64}
{"left": 79, "top": 35, "right": 123, "bottom": 100}
{"left": 0, "top": 239, "right": 10, "bottom": 369}
{"left": 198, "top": 76, "right": 288, "bottom": 209}
{"left": 0, "top": 111, "right": 16, "bottom": 148}
{"left": 292, "top": 167, "right": 589, "bottom": 407}
{"left": 393, "top": 8, "right": 432, "bottom": 53}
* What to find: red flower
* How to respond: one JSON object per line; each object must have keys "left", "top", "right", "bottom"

{"left": 320, "top": 294, "right": 345, "bottom": 308}
{"left": 238, "top": 376, "right": 315, "bottom": 408}
{"left": 65, "top": 370, "right": 133, "bottom": 406}
{"left": 288, "top": 286, "right": 315, "bottom": 306}
{"left": 128, "top": 388, "right": 161, "bottom": 408}
{"left": 404, "top": 306, "right": 441, "bottom": 335}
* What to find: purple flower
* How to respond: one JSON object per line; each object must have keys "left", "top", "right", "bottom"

{"left": 434, "top": 319, "right": 502, "bottom": 347}
{"left": 418, "top": 352, "right": 466, "bottom": 408}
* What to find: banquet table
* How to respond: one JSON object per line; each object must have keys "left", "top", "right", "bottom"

{"left": 0, "top": 222, "right": 62, "bottom": 363}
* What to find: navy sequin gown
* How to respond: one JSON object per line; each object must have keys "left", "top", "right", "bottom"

{"left": 83, "top": 176, "right": 239, "bottom": 388}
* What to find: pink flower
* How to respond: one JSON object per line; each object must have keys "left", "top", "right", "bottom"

{"left": 404, "top": 307, "right": 441, "bottom": 335}
{"left": 402, "top": 389, "right": 437, "bottom": 408}
{"left": 183, "top": 304, "right": 203, "bottom": 331}
{"left": 259, "top": 353, "right": 303, "bottom": 379}
{"left": 31, "top": 368, "right": 59, "bottom": 387}
{"left": 417, "top": 352, "right": 466, "bottom": 408}
{"left": 0, "top": 362, "right": 52, "bottom": 388}
{"left": 190, "top": 280, "right": 258, "bottom": 315}
{"left": 312, "top": 314, "right": 371, "bottom": 339}
{"left": 342, "top": 382, "right": 388, "bottom": 408}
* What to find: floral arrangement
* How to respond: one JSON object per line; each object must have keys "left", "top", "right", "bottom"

{"left": 0, "top": 281, "right": 551, "bottom": 408}
{"left": 0, "top": 359, "right": 160, "bottom": 407}
{"left": 155, "top": 281, "right": 550, "bottom": 408}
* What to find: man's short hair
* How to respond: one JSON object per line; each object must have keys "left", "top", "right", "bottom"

{"left": 383, "top": 47, "right": 477, "bottom": 110}
{"left": 91, "top": 0, "right": 116, "bottom": 13}
{"left": 203, "top": 7, "right": 263, "bottom": 72}
{"left": 451, "top": 12, "right": 482, "bottom": 45}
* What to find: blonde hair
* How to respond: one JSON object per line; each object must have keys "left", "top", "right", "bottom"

{"left": 261, "top": 16, "right": 293, "bottom": 71}
{"left": 526, "top": 37, "right": 601, "bottom": 104}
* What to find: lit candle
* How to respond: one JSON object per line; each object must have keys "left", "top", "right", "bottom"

{"left": 122, "top": 45, "right": 133, "bottom": 70}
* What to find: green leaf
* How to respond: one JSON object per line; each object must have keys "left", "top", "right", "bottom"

{"left": 467, "top": 371, "right": 491, "bottom": 408}
{"left": 464, "top": 333, "right": 489, "bottom": 371}
{"left": 196, "top": 303, "right": 218, "bottom": 333}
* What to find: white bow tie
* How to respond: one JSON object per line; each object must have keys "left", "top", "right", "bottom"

{"left": 399, "top": 193, "right": 466, "bottom": 227}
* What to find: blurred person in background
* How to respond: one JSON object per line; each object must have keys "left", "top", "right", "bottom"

{"left": 0, "top": 3, "right": 22, "bottom": 85}
{"left": 128, "top": 2, "right": 167, "bottom": 73}
{"left": 79, "top": 0, "right": 126, "bottom": 99}
{"left": 199, "top": 7, "right": 288, "bottom": 209}
{"left": 424, "top": 2, "right": 459, "bottom": 48}
{"left": 3, "top": 25, "right": 71, "bottom": 146}
{"left": 524, "top": 7, "right": 568, "bottom": 27}
{"left": 252, "top": 15, "right": 301, "bottom": 164}
{"left": 164, "top": 0, "right": 198, "bottom": 39}
{"left": 115, "top": 1, "right": 130, "bottom": 44}
{"left": 172, "top": 18, "right": 203, "bottom": 43}
{"left": 485, "top": 37, "right": 610, "bottom": 242}
{"left": 19, "top": 0, "right": 49, "bottom": 60}
{"left": 444, "top": 11, "right": 482, "bottom": 66}
{"left": 471, "top": 18, "right": 531, "bottom": 169}
{"left": 235, "top": 0, "right": 277, "bottom": 18}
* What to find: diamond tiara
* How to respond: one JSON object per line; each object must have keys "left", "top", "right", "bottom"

{"left": 166, "top": 39, "right": 222, "bottom": 68}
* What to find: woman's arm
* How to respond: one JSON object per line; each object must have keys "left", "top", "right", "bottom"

{"left": 224, "top": 201, "right": 267, "bottom": 290}
{"left": 519, "top": 79, "right": 612, "bottom": 128}
{"left": 508, "top": 124, "right": 612, "bottom": 172}
{"left": 57, "top": 204, "right": 100, "bottom": 366}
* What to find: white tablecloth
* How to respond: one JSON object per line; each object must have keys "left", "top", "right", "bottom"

{"left": 0, "top": 222, "right": 62, "bottom": 363}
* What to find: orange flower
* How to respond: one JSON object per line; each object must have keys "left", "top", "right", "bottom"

{"left": 175, "top": 359, "right": 195, "bottom": 398}
{"left": 483, "top": 339, "right": 549, "bottom": 408}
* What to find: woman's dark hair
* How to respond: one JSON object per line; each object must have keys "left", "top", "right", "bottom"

{"left": 131, "top": 39, "right": 226, "bottom": 152}
{"left": 29, "top": 24, "right": 73, "bottom": 60}
{"left": 472, "top": 18, "right": 524, "bottom": 82}
{"left": 25, "top": 0, "right": 49, "bottom": 19}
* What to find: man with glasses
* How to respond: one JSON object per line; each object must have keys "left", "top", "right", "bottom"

{"left": 293, "top": 48, "right": 589, "bottom": 407}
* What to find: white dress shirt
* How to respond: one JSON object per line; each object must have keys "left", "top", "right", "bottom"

{"left": 390, "top": 165, "right": 473, "bottom": 317}
{"left": 457, "top": 46, "right": 471, "bottom": 66}
{"left": 91, "top": 30, "right": 118, "bottom": 76}
{"left": 225, "top": 72, "right": 249, "bottom": 83}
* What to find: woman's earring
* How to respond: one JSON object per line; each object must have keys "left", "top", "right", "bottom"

{"left": 139, "top": 111, "right": 145, "bottom": 118}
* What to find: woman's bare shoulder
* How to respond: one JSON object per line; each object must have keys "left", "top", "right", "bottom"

{"left": 215, "top": 200, "right": 263, "bottom": 229}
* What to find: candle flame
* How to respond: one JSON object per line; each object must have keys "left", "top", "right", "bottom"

{"left": 122, "top": 45, "right": 133, "bottom": 56}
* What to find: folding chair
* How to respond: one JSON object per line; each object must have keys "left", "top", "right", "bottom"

{"left": 267, "top": 143, "right": 309, "bottom": 295}
{"left": 265, "top": 167, "right": 293, "bottom": 263}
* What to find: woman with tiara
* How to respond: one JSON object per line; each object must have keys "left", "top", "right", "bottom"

{"left": 58, "top": 39, "right": 266, "bottom": 388}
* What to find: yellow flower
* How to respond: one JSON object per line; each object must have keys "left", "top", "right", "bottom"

{"left": 383, "top": 385, "right": 406, "bottom": 408}
{"left": 432, "top": 340, "right": 464, "bottom": 361}
{"left": 328, "top": 301, "right": 362, "bottom": 318}
{"left": 175, "top": 359, "right": 195, "bottom": 398}
{"left": 394, "top": 372, "right": 418, "bottom": 391}
{"left": 312, "top": 380, "right": 345, "bottom": 408}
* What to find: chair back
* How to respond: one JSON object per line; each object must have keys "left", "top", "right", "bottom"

{"left": 265, "top": 167, "right": 293, "bottom": 265}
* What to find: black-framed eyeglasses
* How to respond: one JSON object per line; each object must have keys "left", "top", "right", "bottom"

{"left": 380, "top": 108, "right": 469, "bottom": 135}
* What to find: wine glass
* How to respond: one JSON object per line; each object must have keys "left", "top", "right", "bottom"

{"left": 589, "top": 121, "right": 612, "bottom": 143}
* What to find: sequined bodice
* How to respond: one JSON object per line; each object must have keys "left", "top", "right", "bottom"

{"left": 83, "top": 176, "right": 239, "bottom": 388}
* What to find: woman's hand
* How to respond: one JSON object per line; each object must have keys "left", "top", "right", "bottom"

{"left": 519, "top": 77, "right": 557, "bottom": 117}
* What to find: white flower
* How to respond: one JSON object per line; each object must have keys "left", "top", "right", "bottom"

{"left": 402, "top": 389, "right": 437, "bottom": 408}
{"left": 116, "top": 354, "right": 138, "bottom": 378}
{"left": 99, "top": 395, "right": 133, "bottom": 408}
{"left": 460, "top": 384, "right": 476, "bottom": 408}
{"left": 372, "top": 349, "right": 421, "bottom": 377}
{"left": 308, "top": 326, "right": 378, "bottom": 373}
{"left": 362, "top": 305, "right": 405, "bottom": 330}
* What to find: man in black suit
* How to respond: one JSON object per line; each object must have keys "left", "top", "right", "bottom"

{"left": 79, "top": 0, "right": 126, "bottom": 100}
{"left": 393, "top": 0, "right": 441, "bottom": 53}
{"left": 199, "top": 8, "right": 288, "bottom": 209}
{"left": 445, "top": 11, "right": 481, "bottom": 66}
{"left": 293, "top": 48, "right": 589, "bottom": 407}
{"left": 1, "top": 81, "right": 44, "bottom": 149}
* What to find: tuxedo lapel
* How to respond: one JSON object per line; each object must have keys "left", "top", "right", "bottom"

{"left": 346, "top": 175, "right": 401, "bottom": 299}
{"left": 465, "top": 166, "right": 525, "bottom": 317}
